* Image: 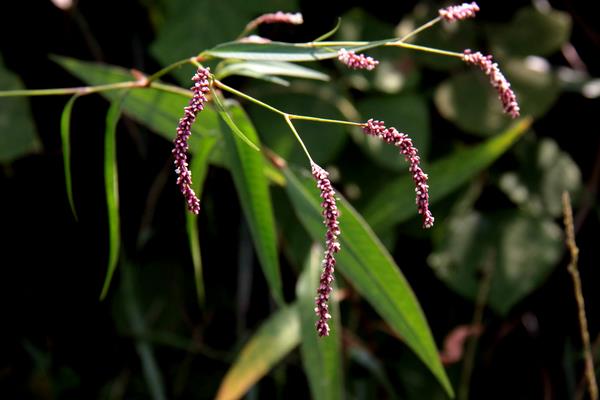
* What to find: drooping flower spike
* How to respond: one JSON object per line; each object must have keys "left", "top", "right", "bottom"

{"left": 337, "top": 48, "right": 379, "bottom": 71}
{"left": 173, "top": 66, "right": 211, "bottom": 214}
{"left": 311, "top": 162, "right": 341, "bottom": 337}
{"left": 462, "top": 49, "right": 520, "bottom": 118}
{"left": 438, "top": 2, "right": 480, "bottom": 22}
{"left": 245, "top": 11, "right": 303, "bottom": 32}
{"left": 363, "top": 119, "right": 435, "bottom": 228}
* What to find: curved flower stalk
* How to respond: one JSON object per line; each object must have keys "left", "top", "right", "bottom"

{"left": 462, "top": 49, "right": 520, "bottom": 118}
{"left": 173, "top": 66, "right": 211, "bottom": 214}
{"left": 311, "top": 162, "right": 341, "bottom": 337}
{"left": 438, "top": 2, "right": 480, "bottom": 22}
{"left": 337, "top": 48, "right": 379, "bottom": 71}
{"left": 245, "top": 11, "right": 303, "bottom": 32}
{"left": 363, "top": 119, "right": 434, "bottom": 228}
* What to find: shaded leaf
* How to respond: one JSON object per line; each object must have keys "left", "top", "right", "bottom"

{"left": 220, "top": 102, "right": 283, "bottom": 305}
{"left": 428, "top": 210, "right": 563, "bottom": 315}
{"left": 283, "top": 167, "right": 453, "bottom": 397}
{"left": 60, "top": 94, "right": 80, "bottom": 219}
{"left": 362, "top": 119, "right": 531, "bottom": 232}
{"left": 216, "top": 305, "right": 300, "bottom": 400}
{"left": 297, "top": 244, "right": 343, "bottom": 400}
{"left": 212, "top": 89, "right": 259, "bottom": 151}
{"left": 0, "top": 55, "right": 40, "bottom": 163}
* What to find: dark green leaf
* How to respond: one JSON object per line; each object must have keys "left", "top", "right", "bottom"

{"left": 428, "top": 210, "right": 563, "bottom": 315}
{"left": 362, "top": 119, "right": 531, "bottom": 232}
{"left": 100, "top": 92, "right": 127, "bottom": 300}
{"left": 220, "top": 102, "right": 284, "bottom": 305}
{"left": 297, "top": 244, "right": 343, "bottom": 400}
{"left": 216, "top": 305, "right": 300, "bottom": 400}
{"left": 283, "top": 167, "right": 453, "bottom": 397}
{"left": 60, "top": 94, "right": 80, "bottom": 219}
{"left": 212, "top": 90, "right": 259, "bottom": 151}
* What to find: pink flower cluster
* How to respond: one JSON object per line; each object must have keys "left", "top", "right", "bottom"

{"left": 173, "top": 66, "right": 211, "bottom": 214}
{"left": 246, "top": 11, "right": 303, "bottom": 31}
{"left": 337, "top": 49, "right": 379, "bottom": 71}
{"left": 311, "top": 162, "right": 341, "bottom": 337}
{"left": 438, "top": 2, "right": 480, "bottom": 22}
{"left": 363, "top": 119, "right": 434, "bottom": 228}
{"left": 462, "top": 49, "right": 520, "bottom": 118}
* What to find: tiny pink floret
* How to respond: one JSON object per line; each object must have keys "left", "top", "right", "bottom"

{"left": 311, "top": 162, "right": 341, "bottom": 337}
{"left": 439, "top": 2, "right": 480, "bottom": 22}
{"left": 462, "top": 49, "right": 520, "bottom": 118}
{"left": 363, "top": 119, "right": 434, "bottom": 229}
{"left": 173, "top": 67, "right": 211, "bottom": 214}
{"left": 337, "top": 48, "right": 379, "bottom": 71}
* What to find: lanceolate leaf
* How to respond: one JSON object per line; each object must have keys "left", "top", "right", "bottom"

{"left": 216, "top": 60, "right": 330, "bottom": 82}
{"left": 219, "top": 102, "right": 284, "bottom": 305}
{"left": 362, "top": 118, "right": 532, "bottom": 232}
{"left": 216, "top": 305, "right": 300, "bottom": 400}
{"left": 211, "top": 89, "right": 259, "bottom": 151}
{"left": 100, "top": 92, "right": 127, "bottom": 300}
{"left": 283, "top": 167, "right": 454, "bottom": 397}
{"left": 297, "top": 244, "right": 343, "bottom": 400}
{"left": 60, "top": 94, "right": 80, "bottom": 220}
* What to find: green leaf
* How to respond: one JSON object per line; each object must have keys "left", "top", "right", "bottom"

{"left": 297, "top": 244, "right": 343, "bottom": 400}
{"left": 216, "top": 60, "right": 330, "bottom": 82}
{"left": 100, "top": 92, "right": 127, "bottom": 300}
{"left": 220, "top": 102, "right": 283, "bottom": 305}
{"left": 186, "top": 135, "right": 218, "bottom": 308}
{"left": 362, "top": 118, "right": 532, "bottom": 232}
{"left": 216, "top": 305, "right": 300, "bottom": 400}
{"left": 0, "top": 55, "right": 40, "bottom": 163}
{"left": 486, "top": 6, "right": 572, "bottom": 57}
{"left": 212, "top": 89, "right": 259, "bottom": 151}
{"left": 354, "top": 94, "right": 430, "bottom": 171}
{"left": 428, "top": 210, "right": 563, "bottom": 315}
{"left": 283, "top": 167, "right": 454, "bottom": 397}
{"left": 60, "top": 94, "right": 80, "bottom": 220}
{"left": 313, "top": 17, "right": 342, "bottom": 42}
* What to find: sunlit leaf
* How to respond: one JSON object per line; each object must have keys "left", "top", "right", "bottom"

{"left": 217, "top": 60, "right": 329, "bottom": 82}
{"left": 60, "top": 94, "right": 80, "bottom": 219}
{"left": 100, "top": 92, "right": 127, "bottom": 300}
{"left": 362, "top": 119, "right": 531, "bottom": 232}
{"left": 297, "top": 244, "right": 343, "bottom": 400}
{"left": 220, "top": 101, "right": 283, "bottom": 305}
{"left": 283, "top": 167, "right": 454, "bottom": 397}
{"left": 216, "top": 305, "right": 300, "bottom": 400}
{"left": 212, "top": 90, "right": 259, "bottom": 151}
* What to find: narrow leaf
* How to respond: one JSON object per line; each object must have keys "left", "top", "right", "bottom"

{"left": 313, "top": 18, "right": 342, "bottom": 42}
{"left": 217, "top": 60, "right": 330, "bottom": 82}
{"left": 186, "top": 136, "right": 218, "bottom": 308}
{"left": 284, "top": 167, "right": 454, "bottom": 397}
{"left": 362, "top": 118, "right": 532, "bottom": 232}
{"left": 212, "top": 90, "right": 259, "bottom": 151}
{"left": 216, "top": 305, "right": 300, "bottom": 400}
{"left": 100, "top": 92, "right": 127, "bottom": 300}
{"left": 219, "top": 102, "right": 284, "bottom": 305}
{"left": 297, "top": 244, "right": 343, "bottom": 400}
{"left": 60, "top": 94, "right": 80, "bottom": 220}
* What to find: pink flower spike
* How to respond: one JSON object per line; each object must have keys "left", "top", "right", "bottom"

{"left": 311, "top": 162, "right": 341, "bottom": 337}
{"left": 363, "top": 119, "right": 435, "bottom": 228}
{"left": 238, "top": 35, "right": 272, "bottom": 44}
{"left": 462, "top": 49, "right": 520, "bottom": 118}
{"left": 246, "top": 11, "right": 303, "bottom": 31}
{"left": 337, "top": 48, "right": 379, "bottom": 71}
{"left": 172, "top": 66, "right": 211, "bottom": 214}
{"left": 439, "top": 2, "right": 480, "bottom": 22}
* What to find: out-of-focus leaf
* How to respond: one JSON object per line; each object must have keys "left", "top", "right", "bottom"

{"left": 354, "top": 94, "right": 429, "bottom": 171}
{"left": 220, "top": 102, "right": 283, "bottom": 305}
{"left": 428, "top": 210, "right": 563, "bottom": 315}
{"left": 283, "top": 167, "right": 454, "bottom": 397}
{"left": 362, "top": 119, "right": 531, "bottom": 232}
{"left": 216, "top": 305, "right": 300, "bottom": 400}
{"left": 499, "top": 137, "right": 581, "bottom": 217}
{"left": 217, "top": 61, "right": 329, "bottom": 82}
{"left": 100, "top": 92, "right": 127, "bottom": 300}
{"left": 247, "top": 92, "right": 347, "bottom": 165}
{"left": 0, "top": 55, "right": 40, "bottom": 163}
{"left": 297, "top": 244, "right": 343, "bottom": 400}
{"left": 347, "top": 339, "right": 400, "bottom": 399}
{"left": 60, "top": 94, "right": 80, "bottom": 219}
{"left": 486, "top": 6, "right": 572, "bottom": 57}
{"left": 186, "top": 135, "right": 218, "bottom": 309}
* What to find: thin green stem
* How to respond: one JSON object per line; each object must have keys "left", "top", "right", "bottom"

{"left": 284, "top": 115, "right": 313, "bottom": 164}
{"left": 0, "top": 81, "right": 137, "bottom": 97}
{"left": 398, "top": 16, "right": 441, "bottom": 43}
{"left": 146, "top": 57, "right": 197, "bottom": 83}
{"left": 213, "top": 79, "right": 285, "bottom": 116}
{"left": 288, "top": 114, "right": 364, "bottom": 127}
{"left": 387, "top": 42, "right": 463, "bottom": 58}
{"left": 149, "top": 82, "right": 192, "bottom": 98}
